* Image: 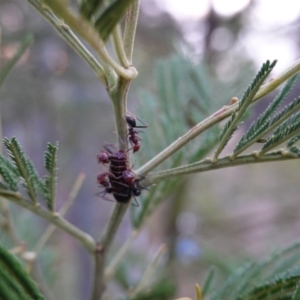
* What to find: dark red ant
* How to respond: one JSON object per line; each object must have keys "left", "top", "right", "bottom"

{"left": 126, "top": 115, "right": 147, "bottom": 153}
{"left": 97, "top": 144, "right": 144, "bottom": 204}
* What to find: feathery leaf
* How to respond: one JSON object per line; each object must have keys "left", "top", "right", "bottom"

{"left": 270, "top": 96, "right": 300, "bottom": 128}
{"left": 4, "top": 138, "right": 36, "bottom": 200}
{"left": 235, "top": 267, "right": 300, "bottom": 300}
{"left": 0, "top": 244, "right": 45, "bottom": 300}
{"left": 239, "top": 60, "right": 277, "bottom": 110}
{"left": 234, "top": 74, "right": 299, "bottom": 153}
{"left": 3, "top": 138, "right": 38, "bottom": 202}
{"left": 287, "top": 133, "right": 300, "bottom": 148}
{"left": 261, "top": 112, "right": 300, "bottom": 153}
{"left": 43, "top": 142, "right": 58, "bottom": 211}
{"left": 215, "top": 60, "right": 277, "bottom": 159}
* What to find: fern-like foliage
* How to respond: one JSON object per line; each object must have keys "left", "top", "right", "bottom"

{"left": 287, "top": 133, "right": 300, "bottom": 148}
{"left": 209, "top": 241, "right": 300, "bottom": 300}
{"left": 236, "top": 267, "right": 300, "bottom": 300}
{"left": 218, "top": 112, "right": 240, "bottom": 147}
{"left": 0, "top": 243, "right": 45, "bottom": 300}
{"left": 261, "top": 111, "right": 300, "bottom": 153}
{"left": 0, "top": 155, "right": 20, "bottom": 191}
{"left": 234, "top": 74, "right": 299, "bottom": 153}
{"left": 43, "top": 142, "right": 58, "bottom": 211}
{"left": 4, "top": 137, "right": 38, "bottom": 202}
{"left": 215, "top": 60, "right": 277, "bottom": 158}
{"left": 1, "top": 138, "right": 59, "bottom": 210}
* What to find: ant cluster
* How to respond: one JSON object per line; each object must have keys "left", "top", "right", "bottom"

{"left": 97, "top": 115, "right": 147, "bottom": 204}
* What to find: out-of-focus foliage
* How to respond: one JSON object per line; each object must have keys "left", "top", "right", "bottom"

{"left": 0, "top": 244, "right": 45, "bottom": 300}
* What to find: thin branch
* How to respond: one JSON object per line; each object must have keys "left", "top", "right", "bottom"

{"left": 105, "top": 229, "right": 139, "bottom": 281}
{"left": 111, "top": 25, "right": 130, "bottom": 68}
{"left": 0, "top": 190, "right": 96, "bottom": 253}
{"left": 0, "top": 200, "right": 23, "bottom": 245}
{"left": 136, "top": 60, "right": 300, "bottom": 176}
{"left": 123, "top": 0, "right": 140, "bottom": 63}
{"left": 27, "top": 0, "right": 107, "bottom": 86}
{"left": 41, "top": 0, "right": 138, "bottom": 81}
{"left": 143, "top": 150, "right": 300, "bottom": 186}
{"left": 254, "top": 58, "right": 300, "bottom": 103}
{"left": 100, "top": 203, "right": 130, "bottom": 251}
{"left": 33, "top": 172, "right": 86, "bottom": 255}
{"left": 131, "top": 244, "right": 167, "bottom": 297}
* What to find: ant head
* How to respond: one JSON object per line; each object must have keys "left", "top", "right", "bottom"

{"left": 132, "top": 188, "right": 141, "bottom": 196}
{"left": 126, "top": 115, "right": 136, "bottom": 128}
{"left": 97, "top": 152, "right": 110, "bottom": 164}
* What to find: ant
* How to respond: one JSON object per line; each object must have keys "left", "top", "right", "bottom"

{"left": 97, "top": 144, "right": 144, "bottom": 204}
{"left": 126, "top": 115, "right": 147, "bottom": 153}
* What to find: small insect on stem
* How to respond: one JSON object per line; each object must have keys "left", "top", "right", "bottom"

{"left": 97, "top": 144, "right": 145, "bottom": 205}
{"left": 126, "top": 115, "right": 148, "bottom": 153}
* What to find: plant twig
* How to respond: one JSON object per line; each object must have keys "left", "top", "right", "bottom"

{"left": 41, "top": 0, "right": 138, "bottom": 81}
{"left": 123, "top": 0, "right": 140, "bottom": 63}
{"left": 136, "top": 60, "right": 300, "bottom": 176}
{"left": 0, "top": 190, "right": 96, "bottom": 253}
{"left": 33, "top": 172, "right": 86, "bottom": 255}
{"left": 105, "top": 229, "right": 139, "bottom": 281}
{"left": 111, "top": 25, "right": 130, "bottom": 68}
{"left": 144, "top": 149, "right": 300, "bottom": 186}
{"left": 131, "top": 243, "right": 167, "bottom": 297}
{"left": 0, "top": 200, "right": 23, "bottom": 245}
{"left": 26, "top": 0, "right": 108, "bottom": 86}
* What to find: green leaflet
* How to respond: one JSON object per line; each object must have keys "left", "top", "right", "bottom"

{"left": 4, "top": 137, "right": 37, "bottom": 202}
{"left": 215, "top": 60, "right": 277, "bottom": 158}
{"left": 44, "top": 142, "right": 59, "bottom": 211}
{"left": 261, "top": 112, "right": 300, "bottom": 153}
{"left": 2, "top": 138, "right": 59, "bottom": 210}
{"left": 0, "top": 244, "right": 45, "bottom": 300}
{"left": 234, "top": 74, "right": 299, "bottom": 154}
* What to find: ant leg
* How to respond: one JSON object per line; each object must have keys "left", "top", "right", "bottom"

{"left": 131, "top": 195, "right": 139, "bottom": 207}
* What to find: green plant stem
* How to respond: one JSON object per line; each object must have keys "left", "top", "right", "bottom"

{"left": 105, "top": 229, "right": 139, "bottom": 281}
{"left": 143, "top": 149, "right": 300, "bottom": 186}
{"left": 131, "top": 244, "right": 167, "bottom": 297}
{"left": 27, "top": 0, "right": 107, "bottom": 86}
{"left": 41, "top": 0, "right": 138, "bottom": 81}
{"left": 136, "top": 60, "right": 300, "bottom": 176}
{"left": 0, "top": 190, "right": 96, "bottom": 253}
{"left": 0, "top": 200, "right": 23, "bottom": 246}
{"left": 112, "top": 25, "right": 130, "bottom": 67}
{"left": 0, "top": 34, "right": 34, "bottom": 89}
{"left": 110, "top": 78, "right": 131, "bottom": 149}
{"left": 33, "top": 172, "right": 86, "bottom": 254}
{"left": 90, "top": 203, "right": 129, "bottom": 300}
{"left": 123, "top": 0, "right": 140, "bottom": 63}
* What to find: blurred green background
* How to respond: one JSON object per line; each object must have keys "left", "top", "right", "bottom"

{"left": 0, "top": 0, "right": 300, "bottom": 299}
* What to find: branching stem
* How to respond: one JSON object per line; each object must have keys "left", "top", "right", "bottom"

{"left": 27, "top": 0, "right": 107, "bottom": 86}
{"left": 144, "top": 150, "right": 300, "bottom": 186}
{"left": 136, "top": 60, "right": 300, "bottom": 176}
{"left": 41, "top": 0, "right": 138, "bottom": 82}
{"left": 0, "top": 190, "right": 96, "bottom": 253}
